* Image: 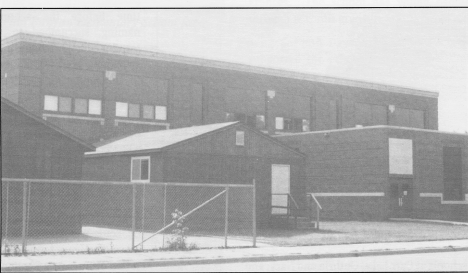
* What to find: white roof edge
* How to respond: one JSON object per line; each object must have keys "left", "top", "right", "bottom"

{"left": 273, "top": 125, "right": 468, "bottom": 137}
{"left": 2, "top": 32, "right": 438, "bottom": 99}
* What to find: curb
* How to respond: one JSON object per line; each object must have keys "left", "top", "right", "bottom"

{"left": 3, "top": 246, "right": 468, "bottom": 272}
{"left": 389, "top": 218, "right": 468, "bottom": 226}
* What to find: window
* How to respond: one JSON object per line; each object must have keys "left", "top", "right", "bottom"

{"left": 44, "top": 95, "right": 58, "bottom": 111}
{"left": 236, "top": 131, "right": 245, "bottom": 146}
{"left": 256, "top": 115, "right": 265, "bottom": 129}
{"left": 155, "top": 106, "right": 167, "bottom": 120}
{"left": 143, "top": 105, "right": 154, "bottom": 119}
{"left": 129, "top": 103, "right": 140, "bottom": 118}
{"left": 283, "top": 118, "right": 293, "bottom": 131}
{"left": 302, "top": 119, "right": 310, "bottom": 132}
{"left": 275, "top": 117, "right": 284, "bottom": 130}
{"left": 74, "top": 98, "right": 88, "bottom": 114}
{"left": 116, "top": 102, "right": 128, "bottom": 117}
{"left": 88, "top": 99, "right": 102, "bottom": 115}
{"left": 131, "top": 157, "right": 150, "bottom": 182}
{"left": 58, "top": 97, "right": 72, "bottom": 112}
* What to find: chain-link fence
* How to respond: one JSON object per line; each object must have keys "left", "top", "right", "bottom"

{"left": 1, "top": 178, "right": 256, "bottom": 255}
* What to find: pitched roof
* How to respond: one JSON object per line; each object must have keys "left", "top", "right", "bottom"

{"left": 1, "top": 97, "right": 95, "bottom": 150}
{"left": 1, "top": 32, "right": 438, "bottom": 98}
{"left": 86, "top": 122, "right": 238, "bottom": 156}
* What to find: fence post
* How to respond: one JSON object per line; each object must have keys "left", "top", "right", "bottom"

{"left": 224, "top": 186, "right": 229, "bottom": 248}
{"left": 316, "top": 204, "right": 320, "bottom": 230}
{"left": 163, "top": 184, "right": 167, "bottom": 249}
{"left": 132, "top": 183, "right": 136, "bottom": 250}
{"left": 141, "top": 184, "right": 146, "bottom": 250}
{"left": 4, "top": 182, "right": 10, "bottom": 245}
{"left": 21, "top": 182, "right": 28, "bottom": 254}
{"left": 252, "top": 179, "right": 256, "bottom": 247}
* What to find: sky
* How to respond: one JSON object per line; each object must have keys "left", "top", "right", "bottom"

{"left": 2, "top": 8, "right": 467, "bottom": 133}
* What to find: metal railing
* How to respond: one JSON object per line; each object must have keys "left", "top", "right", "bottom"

{"left": 307, "top": 193, "right": 322, "bottom": 230}
{"left": 1, "top": 178, "right": 257, "bottom": 255}
{"left": 271, "top": 193, "right": 301, "bottom": 228}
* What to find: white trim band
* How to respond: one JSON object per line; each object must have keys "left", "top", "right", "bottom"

{"left": 311, "top": 192, "right": 385, "bottom": 197}
{"left": 43, "top": 113, "right": 105, "bottom": 125}
{"left": 114, "top": 119, "right": 170, "bottom": 129}
{"left": 419, "top": 193, "right": 468, "bottom": 205}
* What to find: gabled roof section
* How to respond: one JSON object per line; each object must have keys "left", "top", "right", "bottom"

{"left": 2, "top": 32, "right": 438, "bottom": 99}
{"left": 1, "top": 97, "right": 95, "bottom": 151}
{"left": 86, "top": 122, "right": 238, "bottom": 156}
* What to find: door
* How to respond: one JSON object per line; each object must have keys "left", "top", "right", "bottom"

{"left": 271, "top": 164, "right": 290, "bottom": 215}
{"left": 389, "top": 180, "right": 413, "bottom": 218}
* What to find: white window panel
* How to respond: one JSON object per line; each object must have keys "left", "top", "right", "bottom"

{"left": 116, "top": 102, "right": 128, "bottom": 117}
{"left": 58, "top": 97, "right": 72, "bottom": 112}
{"left": 275, "top": 117, "right": 284, "bottom": 130}
{"left": 155, "top": 106, "right": 167, "bottom": 120}
{"left": 74, "top": 98, "right": 88, "bottom": 114}
{"left": 88, "top": 99, "right": 102, "bottom": 115}
{"left": 236, "top": 131, "right": 245, "bottom": 146}
{"left": 44, "top": 95, "right": 58, "bottom": 111}
{"left": 131, "top": 156, "right": 150, "bottom": 182}
{"left": 128, "top": 103, "right": 140, "bottom": 118}
{"left": 302, "top": 119, "right": 310, "bottom": 132}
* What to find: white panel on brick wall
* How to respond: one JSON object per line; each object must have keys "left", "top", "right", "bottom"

{"left": 389, "top": 138, "right": 413, "bottom": 175}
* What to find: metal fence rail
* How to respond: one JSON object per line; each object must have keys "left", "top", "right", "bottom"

{"left": 1, "top": 178, "right": 256, "bottom": 255}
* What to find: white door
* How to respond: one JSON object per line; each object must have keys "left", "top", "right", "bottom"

{"left": 271, "top": 164, "right": 290, "bottom": 215}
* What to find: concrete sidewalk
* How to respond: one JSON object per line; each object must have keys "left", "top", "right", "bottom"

{"left": 2, "top": 239, "right": 468, "bottom": 272}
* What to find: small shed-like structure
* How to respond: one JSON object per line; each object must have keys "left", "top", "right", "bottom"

{"left": 1, "top": 98, "right": 94, "bottom": 236}
{"left": 83, "top": 122, "right": 306, "bottom": 227}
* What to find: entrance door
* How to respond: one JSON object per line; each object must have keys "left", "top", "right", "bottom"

{"left": 271, "top": 164, "right": 290, "bottom": 215}
{"left": 389, "top": 180, "right": 413, "bottom": 218}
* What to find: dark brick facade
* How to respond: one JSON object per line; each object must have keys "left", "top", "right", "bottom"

{"left": 276, "top": 127, "right": 468, "bottom": 222}
{"left": 1, "top": 33, "right": 438, "bottom": 144}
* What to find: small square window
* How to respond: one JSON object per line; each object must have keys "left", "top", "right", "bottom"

{"left": 74, "top": 98, "right": 88, "bottom": 114}
{"left": 129, "top": 103, "right": 140, "bottom": 118}
{"left": 275, "top": 117, "right": 284, "bottom": 130}
{"left": 236, "top": 131, "right": 245, "bottom": 146}
{"left": 88, "top": 99, "right": 102, "bottom": 115}
{"left": 58, "top": 97, "right": 72, "bottom": 112}
{"left": 131, "top": 157, "right": 150, "bottom": 182}
{"left": 116, "top": 102, "right": 128, "bottom": 117}
{"left": 44, "top": 95, "right": 58, "bottom": 111}
{"left": 143, "top": 105, "right": 154, "bottom": 119}
{"left": 155, "top": 106, "right": 167, "bottom": 120}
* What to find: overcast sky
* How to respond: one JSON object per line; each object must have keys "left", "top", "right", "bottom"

{"left": 2, "top": 9, "right": 467, "bottom": 133}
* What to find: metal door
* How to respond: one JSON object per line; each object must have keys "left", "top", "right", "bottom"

{"left": 389, "top": 181, "right": 413, "bottom": 218}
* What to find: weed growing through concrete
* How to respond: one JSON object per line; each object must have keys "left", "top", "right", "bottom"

{"left": 165, "top": 209, "right": 198, "bottom": 251}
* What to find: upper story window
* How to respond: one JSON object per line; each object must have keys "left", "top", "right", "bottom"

{"left": 276, "top": 117, "right": 309, "bottom": 132}
{"left": 116, "top": 102, "right": 167, "bottom": 121}
{"left": 44, "top": 95, "right": 59, "bottom": 111}
{"left": 44, "top": 95, "right": 101, "bottom": 115}
{"left": 131, "top": 156, "right": 150, "bottom": 183}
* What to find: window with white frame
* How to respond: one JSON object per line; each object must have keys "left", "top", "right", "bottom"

{"left": 74, "top": 98, "right": 88, "bottom": 114}
{"left": 58, "top": 97, "right": 72, "bottom": 112}
{"left": 275, "top": 117, "right": 284, "bottom": 130}
{"left": 44, "top": 95, "right": 58, "bottom": 111}
{"left": 116, "top": 102, "right": 129, "bottom": 117}
{"left": 131, "top": 156, "right": 150, "bottom": 182}
{"left": 128, "top": 103, "right": 140, "bottom": 118}
{"left": 143, "top": 105, "right": 154, "bottom": 119}
{"left": 236, "top": 131, "right": 245, "bottom": 146}
{"left": 155, "top": 106, "right": 167, "bottom": 120}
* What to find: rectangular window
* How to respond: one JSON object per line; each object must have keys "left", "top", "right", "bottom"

{"left": 389, "top": 138, "right": 413, "bottom": 175}
{"left": 116, "top": 102, "right": 128, "bottom": 117}
{"left": 302, "top": 119, "right": 310, "bottom": 132}
{"left": 143, "top": 105, "right": 154, "bottom": 119}
{"left": 44, "top": 95, "right": 58, "bottom": 111}
{"left": 131, "top": 157, "right": 150, "bottom": 182}
{"left": 284, "top": 118, "right": 293, "bottom": 131}
{"left": 443, "top": 147, "right": 463, "bottom": 201}
{"left": 58, "top": 97, "right": 72, "bottom": 112}
{"left": 74, "top": 98, "right": 88, "bottom": 114}
{"left": 275, "top": 117, "right": 284, "bottom": 130}
{"left": 88, "top": 99, "right": 102, "bottom": 115}
{"left": 155, "top": 106, "right": 167, "bottom": 120}
{"left": 236, "top": 131, "right": 245, "bottom": 146}
{"left": 256, "top": 115, "right": 265, "bottom": 129}
{"left": 128, "top": 103, "right": 140, "bottom": 118}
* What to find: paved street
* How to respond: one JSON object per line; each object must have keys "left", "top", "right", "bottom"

{"left": 78, "top": 251, "right": 468, "bottom": 272}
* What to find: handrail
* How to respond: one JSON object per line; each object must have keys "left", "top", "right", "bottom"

{"left": 308, "top": 193, "right": 322, "bottom": 210}
{"left": 271, "top": 193, "right": 300, "bottom": 210}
